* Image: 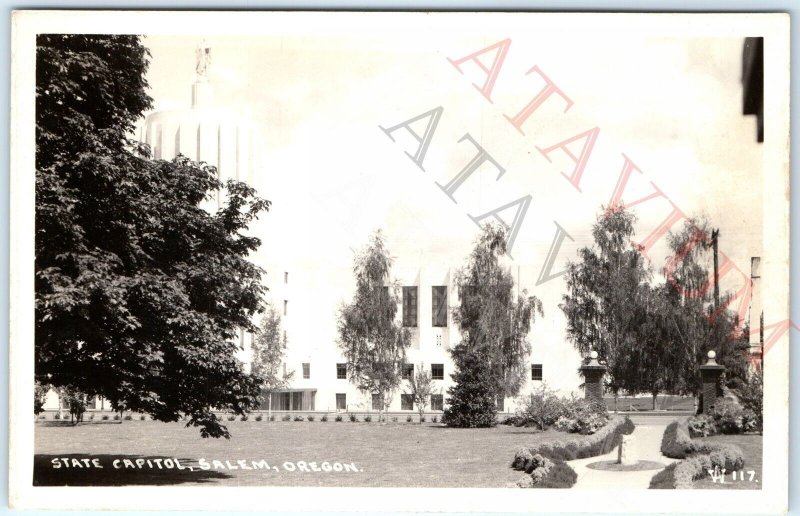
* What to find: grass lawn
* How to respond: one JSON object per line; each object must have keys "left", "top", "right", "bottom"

{"left": 692, "top": 434, "right": 763, "bottom": 490}
{"left": 35, "top": 419, "right": 565, "bottom": 487}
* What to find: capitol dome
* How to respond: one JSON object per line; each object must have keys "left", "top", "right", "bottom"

{"left": 141, "top": 40, "right": 254, "bottom": 208}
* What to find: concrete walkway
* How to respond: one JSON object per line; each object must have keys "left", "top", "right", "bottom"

{"left": 570, "top": 416, "right": 680, "bottom": 489}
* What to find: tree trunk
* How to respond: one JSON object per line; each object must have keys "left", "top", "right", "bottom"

{"left": 614, "top": 390, "right": 618, "bottom": 413}
{"left": 268, "top": 395, "right": 272, "bottom": 420}
{"left": 652, "top": 392, "right": 658, "bottom": 411}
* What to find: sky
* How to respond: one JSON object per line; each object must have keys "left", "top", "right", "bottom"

{"left": 139, "top": 30, "right": 763, "bottom": 365}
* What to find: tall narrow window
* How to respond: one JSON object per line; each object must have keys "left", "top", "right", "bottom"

{"left": 336, "top": 363, "right": 347, "bottom": 379}
{"left": 402, "top": 286, "right": 418, "bottom": 327}
{"left": 302, "top": 363, "right": 310, "bottom": 379}
{"left": 431, "top": 394, "right": 444, "bottom": 411}
{"left": 336, "top": 393, "right": 346, "bottom": 410}
{"left": 531, "top": 364, "right": 543, "bottom": 381}
{"left": 401, "top": 394, "right": 413, "bottom": 410}
{"left": 283, "top": 300, "right": 288, "bottom": 316}
{"left": 402, "top": 363, "right": 414, "bottom": 379}
{"left": 431, "top": 363, "right": 444, "bottom": 380}
{"left": 496, "top": 396, "right": 505, "bottom": 412}
{"left": 432, "top": 286, "right": 448, "bottom": 327}
{"left": 372, "top": 394, "right": 382, "bottom": 410}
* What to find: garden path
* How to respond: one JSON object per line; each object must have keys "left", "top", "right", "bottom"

{"left": 569, "top": 415, "right": 681, "bottom": 489}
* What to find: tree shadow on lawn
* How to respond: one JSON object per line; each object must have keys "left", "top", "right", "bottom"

{"left": 34, "top": 455, "right": 231, "bottom": 486}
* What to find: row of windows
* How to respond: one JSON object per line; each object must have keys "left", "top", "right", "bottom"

{"left": 337, "top": 363, "right": 444, "bottom": 380}
{"left": 310, "top": 363, "right": 540, "bottom": 381}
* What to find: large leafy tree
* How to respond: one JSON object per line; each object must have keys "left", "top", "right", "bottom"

{"left": 443, "top": 224, "right": 543, "bottom": 427}
{"left": 664, "top": 219, "right": 751, "bottom": 393}
{"left": 36, "top": 35, "right": 269, "bottom": 437}
{"left": 560, "top": 208, "right": 650, "bottom": 408}
{"left": 337, "top": 230, "right": 411, "bottom": 423}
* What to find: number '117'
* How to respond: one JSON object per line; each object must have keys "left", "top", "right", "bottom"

{"left": 732, "top": 470, "right": 757, "bottom": 481}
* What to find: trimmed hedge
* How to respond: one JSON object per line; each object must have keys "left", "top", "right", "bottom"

{"left": 650, "top": 420, "right": 745, "bottom": 489}
{"left": 513, "top": 415, "right": 634, "bottom": 466}
{"left": 510, "top": 415, "right": 634, "bottom": 488}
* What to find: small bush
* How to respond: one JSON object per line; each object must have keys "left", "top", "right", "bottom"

{"left": 269, "top": 415, "right": 275, "bottom": 422}
{"left": 54, "top": 413, "right": 61, "bottom": 420}
{"left": 349, "top": 414, "right": 357, "bottom": 422}
{"left": 307, "top": 415, "right": 315, "bottom": 422}
{"left": 432, "top": 416, "right": 438, "bottom": 423}
{"left": 406, "top": 415, "right": 413, "bottom": 423}
{"left": 736, "top": 371, "right": 763, "bottom": 432}
{"left": 652, "top": 419, "right": 746, "bottom": 489}
{"left": 227, "top": 415, "right": 236, "bottom": 421}
{"left": 124, "top": 414, "right": 133, "bottom": 421}
{"left": 240, "top": 414, "right": 249, "bottom": 421}
{"left": 514, "top": 391, "right": 608, "bottom": 433}
{"left": 140, "top": 414, "right": 146, "bottom": 421}
{"left": 710, "top": 398, "right": 745, "bottom": 434}
{"left": 321, "top": 415, "right": 328, "bottom": 422}
{"left": 512, "top": 416, "right": 634, "bottom": 466}
{"left": 420, "top": 415, "right": 426, "bottom": 423}
{"left": 113, "top": 414, "right": 121, "bottom": 421}
{"left": 88, "top": 414, "right": 95, "bottom": 421}
{"left": 364, "top": 415, "right": 372, "bottom": 422}
{"left": 687, "top": 415, "right": 717, "bottom": 438}
{"left": 101, "top": 414, "right": 109, "bottom": 421}
{"left": 516, "top": 384, "right": 563, "bottom": 430}
{"left": 293, "top": 415, "right": 304, "bottom": 422}
{"left": 511, "top": 454, "right": 576, "bottom": 489}
{"left": 335, "top": 415, "right": 343, "bottom": 422}
{"left": 282, "top": 414, "right": 291, "bottom": 422}
{"left": 255, "top": 414, "right": 263, "bottom": 421}
{"left": 533, "top": 460, "right": 578, "bottom": 488}
{"left": 391, "top": 416, "right": 398, "bottom": 422}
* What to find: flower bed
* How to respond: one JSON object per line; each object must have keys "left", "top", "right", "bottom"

{"left": 650, "top": 420, "right": 745, "bottom": 489}
{"left": 510, "top": 415, "right": 634, "bottom": 488}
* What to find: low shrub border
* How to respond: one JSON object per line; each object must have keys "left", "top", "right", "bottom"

{"left": 511, "top": 415, "right": 635, "bottom": 488}
{"left": 649, "top": 420, "right": 745, "bottom": 489}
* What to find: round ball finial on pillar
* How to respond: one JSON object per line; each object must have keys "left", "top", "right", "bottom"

{"left": 579, "top": 350, "right": 607, "bottom": 403}
{"left": 699, "top": 349, "right": 725, "bottom": 415}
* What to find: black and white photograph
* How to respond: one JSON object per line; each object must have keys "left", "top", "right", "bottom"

{"left": 8, "top": 10, "right": 791, "bottom": 514}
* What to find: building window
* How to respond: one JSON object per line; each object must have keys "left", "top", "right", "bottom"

{"left": 402, "top": 286, "right": 418, "bottom": 327}
{"left": 431, "top": 394, "right": 444, "bottom": 411}
{"left": 401, "top": 394, "right": 413, "bottom": 410}
{"left": 431, "top": 363, "right": 444, "bottom": 380}
{"left": 372, "top": 394, "right": 382, "bottom": 410}
{"left": 432, "top": 286, "right": 448, "bottom": 327}
{"left": 531, "top": 364, "right": 543, "bottom": 381}
{"left": 402, "top": 363, "right": 414, "bottom": 379}
{"left": 283, "top": 300, "right": 288, "bottom": 316}
{"left": 302, "top": 363, "right": 310, "bottom": 379}
{"left": 496, "top": 396, "right": 505, "bottom": 412}
{"left": 336, "top": 363, "right": 347, "bottom": 379}
{"left": 336, "top": 393, "right": 346, "bottom": 410}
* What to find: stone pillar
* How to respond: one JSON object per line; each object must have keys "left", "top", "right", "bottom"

{"left": 580, "top": 351, "right": 607, "bottom": 403}
{"left": 699, "top": 351, "right": 725, "bottom": 415}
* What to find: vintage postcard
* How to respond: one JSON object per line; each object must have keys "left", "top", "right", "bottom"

{"left": 8, "top": 10, "right": 790, "bottom": 514}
